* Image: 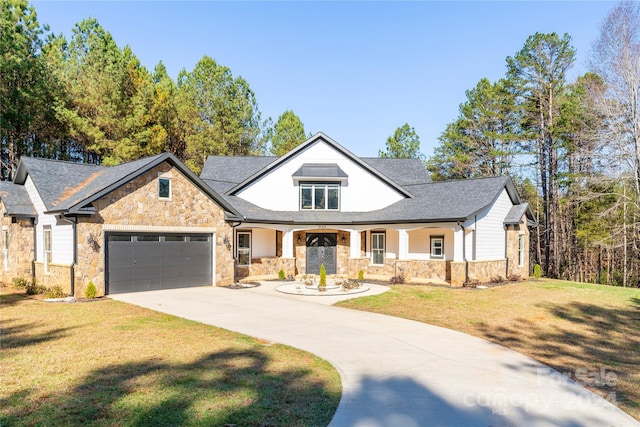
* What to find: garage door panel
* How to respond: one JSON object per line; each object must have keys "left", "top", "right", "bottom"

{"left": 107, "top": 233, "right": 213, "bottom": 294}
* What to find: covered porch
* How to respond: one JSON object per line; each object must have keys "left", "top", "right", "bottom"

{"left": 233, "top": 223, "right": 488, "bottom": 286}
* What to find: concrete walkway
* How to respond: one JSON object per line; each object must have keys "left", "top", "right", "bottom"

{"left": 111, "top": 284, "right": 639, "bottom": 427}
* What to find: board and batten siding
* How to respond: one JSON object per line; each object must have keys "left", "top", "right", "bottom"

{"left": 25, "top": 176, "right": 74, "bottom": 266}
{"left": 237, "top": 140, "right": 405, "bottom": 212}
{"left": 474, "top": 188, "right": 512, "bottom": 260}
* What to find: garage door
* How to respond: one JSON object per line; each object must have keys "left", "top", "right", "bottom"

{"left": 106, "top": 233, "right": 213, "bottom": 294}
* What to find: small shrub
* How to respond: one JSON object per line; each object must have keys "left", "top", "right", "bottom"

{"left": 533, "top": 264, "right": 542, "bottom": 279}
{"left": 12, "top": 277, "right": 29, "bottom": 289}
{"left": 389, "top": 274, "right": 405, "bottom": 284}
{"left": 25, "top": 281, "right": 46, "bottom": 295}
{"left": 302, "top": 275, "right": 315, "bottom": 287}
{"left": 338, "top": 279, "right": 361, "bottom": 291}
{"left": 464, "top": 279, "right": 481, "bottom": 288}
{"left": 85, "top": 282, "right": 97, "bottom": 299}
{"left": 358, "top": 270, "right": 364, "bottom": 281}
{"left": 319, "top": 264, "right": 327, "bottom": 290}
{"left": 278, "top": 269, "right": 286, "bottom": 280}
{"left": 507, "top": 273, "right": 522, "bottom": 282}
{"left": 45, "top": 285, "right": 66, "bottom": 299}
{"left": 491, "top": 276, "right": 505, "bottom": 284}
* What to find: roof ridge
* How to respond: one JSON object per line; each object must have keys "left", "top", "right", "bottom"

{"left": 22, "top": 157, "right": 107, "bottom": 168}
{"left": 426, "top": 175, "right": 509, "bottom": 185}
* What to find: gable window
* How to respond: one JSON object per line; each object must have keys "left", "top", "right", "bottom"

{"left": 430, "top": 236, "right": 444, "bottom": 258}
{"left": 159, "top": 177, "right": 171, "bottom": 199}
{"left": 44, "top": 227, "right": 52, "bottom": 273}
{"left": 300, "top": 183, "right": 339, "bottom": 210}
{"left": 518, "top": 234, "right": 525, "bottom": 266}
{"left": 237, "top": 231, "right": 251, "bottom": 266}
{"left": 371, "top": 232, "right": 385, "bottom": 265}
{"left": 3, "top": 229, "right": 8, "bottom": 271}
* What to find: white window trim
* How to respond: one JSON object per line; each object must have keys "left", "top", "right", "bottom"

{"left": 430, "top": 236, "right": 444, "bottom": 259}
{"left": 43, "top": 226, "right": 52, "bottom": 273}
{"left": 2, "top": 228, "right": 8, "bottom": 271}
{"left": 518, "top": 234, "right": 525, "bottom": 267}
{"left": 371, "top": 232, "right": 385, "bottom": 265}
{"left": 299, "top": 183, "right": 340, "bottom": 211}
{"left": 158, "top": 171, "right": 172, "bottom": 200}
{"left": 237, "top": 231, "right": 251, "bottom": 266}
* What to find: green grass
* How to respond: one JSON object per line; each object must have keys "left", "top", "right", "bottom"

{"left": 338, "top": 279, "right": 640, "bottom": 421}
{"left": 1, "top": 289, "right": 341, "bottom": 426}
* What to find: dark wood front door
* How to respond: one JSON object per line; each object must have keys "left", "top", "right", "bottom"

{"left": 306, "top": 233, "right": 337, "bottom": 275}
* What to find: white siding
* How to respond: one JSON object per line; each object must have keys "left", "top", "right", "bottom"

{"left": 408, "top": 228, "right": 454, "bottom": 260}
{"left": 474, "top": 189, "right": 512, "bottom": 260}
{"left": 252, "top": 228, "right": 276, "bottom": 257}
{"left": 237, "top": 140, "right": 405, "bottom": 212}
{"left": 25, "top": 176, "right": 74, "bottom": 266}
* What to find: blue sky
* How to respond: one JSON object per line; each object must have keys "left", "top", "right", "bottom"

{"left": 33, "top": 1, "right": 614, "bottom": 158}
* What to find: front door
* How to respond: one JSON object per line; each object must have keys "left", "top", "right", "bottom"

{"left": 306, "top": 233, "right": 337, "bottom": 275}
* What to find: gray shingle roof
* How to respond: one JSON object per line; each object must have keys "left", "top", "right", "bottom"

{"left": 13, "top": 153, "right": 242, "bottom": 219}
{"left": 504, "top": 203, "right": 530, "bottom": 225}
{"left": 16, "top": 154, "right": 166, "bottom": 211}
{"left": 361, "top": 158, "right": 431, "bottom": 186}
{"left": 0, "top": 181, "right": 36, "bottom": 217}
{"left": 204, "top": 175, "right": 523, "bottom": 225}
{"left": 201, "top": 156, "right": 277, "bottom": 193}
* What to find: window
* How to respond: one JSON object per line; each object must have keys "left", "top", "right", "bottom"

{"left": 371, "top": 232, "right": 385, "bottom": 265}
{"left": 159, "top": 177, "right": 171, "bottom": 199}
{"left": 237, "top": 232, "right": 251, "bottom": 266}
{"left": 430, "top": 236, "right": 444, "bottom": 258}
{"left": 43, "top": 227, "right": 52, "bottom": 273}
{"left": 3, "top": 229, "right": 8, "bottom": 271}
{"left": 300, "top": 183, "right": 339, "bottom": 210}
{"left": 137, "top": 235, "right": 160, "bottom": 242}
{"left": 518, "top": 234, "right": 525, "bottom": 266}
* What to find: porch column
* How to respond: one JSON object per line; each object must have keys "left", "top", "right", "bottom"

{"left": 398, "top": 229, "right": 409, "bottom": 260}
{"left": 282, "top": 230, "right": 294, "bottom": 258}
{"left": 349, "top": 230, "right": 361, "bottom": 258}
{"left": 453, "top": 226, "right": 465, "bottom": 262}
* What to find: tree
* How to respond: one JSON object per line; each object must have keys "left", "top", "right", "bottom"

{"left": 427, "top": 78, "right": 521, "bottom": 180}
{"left": 506, "top": 32, "right": 576, "bottom": 277}
{"left": 379, "top": 123, "right": 423, "bottom": 159}
{"left": 590, "top": 1, "right": 640, "bottom": 286}
{"left": 177, "top": 56, "right": 263, "bottom": 173}
{"left": 52, "top": 18, "right": 161, "bottom": 165}
{"left": 269, "top": 110, "right": 307, "bottom": 156}
{"left": 0, "top": 0, "right": 62, "bottom": 179}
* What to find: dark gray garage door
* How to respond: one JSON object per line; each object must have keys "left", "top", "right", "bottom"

{"left": 106, "top": 233, "right": 213, "bottom": 294}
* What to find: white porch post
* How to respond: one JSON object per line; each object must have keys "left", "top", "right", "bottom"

{"left": 349, "top": 230, "right": 361, "bottom": 258}
{"left": 282, "top": 230, "right": 294, "bottom": 258}
{"left": 453, "top": 226, "right": 465, "bottom": 262}
{"left": 398, "top": 229, "right": 409, "bottom": 260}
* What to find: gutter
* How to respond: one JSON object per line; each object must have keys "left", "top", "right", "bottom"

{"left": 230, "top": 221, "right": 242, "bottom": 284}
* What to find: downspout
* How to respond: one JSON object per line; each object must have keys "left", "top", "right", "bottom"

{"left": 230, "top": 221, "right": 241, "bottom": 284}
{"left": 31, "top": 217, "right": 37, "bottom": 283}
{"left": 458, "top": 221, "right": 469, "bottom": 285}
{"left": 61, "top": 215, "right": 77, "bottom": 297}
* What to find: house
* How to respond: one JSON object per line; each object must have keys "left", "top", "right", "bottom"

{"left": 0, "top": 133, "right": 534, "bottom": 296}
{"left": 0, "top": 153, "right": 240, "bottom": 296}
{"left": 201, "top": 132, "right": 534, "bottom": 286}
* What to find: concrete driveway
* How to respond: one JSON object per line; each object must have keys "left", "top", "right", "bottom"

{"left": 111, "top": 283, "right": 638, "bottom": 427}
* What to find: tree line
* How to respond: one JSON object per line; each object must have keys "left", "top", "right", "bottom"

{"left": 0, "top": 0, "right": 312, "bottom": 176}
{"left": 427, "top": 2, "right": 640, "bottom": 287}
{"left": 2, "top": 0, "right": 638, "bottom": 286}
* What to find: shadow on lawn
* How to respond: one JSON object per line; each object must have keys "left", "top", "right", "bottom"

{"left": 474, "top": 296, "right": 640, "bottom": 418}
{"left": 1, "top": 349, "right": 340, "bottom": 427}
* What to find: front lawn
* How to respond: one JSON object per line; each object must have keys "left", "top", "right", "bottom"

{"left": 337, "top": 279, "right": 640, "bottom": 420}
{"left": 0, "top": 289, "right": 341, "bottom": 426}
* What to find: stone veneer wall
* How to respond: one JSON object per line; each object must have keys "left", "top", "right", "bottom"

{"left": 73, "top": 163, "right": 234, "bottom": 297}
{"left": 505, "top": 216, "right": 530, "bottom": 279}
{"left": 0, "top": 215, "right": 34, "bottom": 284}
{"left": 450, "top": 259, "right": 509, "bottom": 286}
{"left": 348, "top": 257, "right": 449, "bottom": 283}
{"left": 34, "top": 262, "right": 72, "bottom": 293}
{"left": 238, "top": 257, "right": 295, "bottom": 279}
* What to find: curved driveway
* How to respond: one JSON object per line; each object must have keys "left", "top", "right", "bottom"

{"left": 112, "top": 284, "right": 638, "bottom": 427}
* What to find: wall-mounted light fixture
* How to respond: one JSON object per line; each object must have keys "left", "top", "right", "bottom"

{"left": 342, "top": 235, "right": 346, "bottom": 244}
{"left": 297, "top": 234, "right": 301, "bottom": 244}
